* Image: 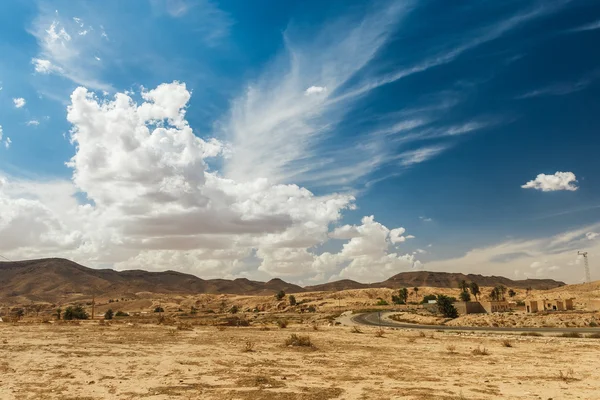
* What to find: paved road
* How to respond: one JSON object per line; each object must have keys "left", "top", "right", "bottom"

{"left": 352, "top": 312, "right": 600, "bottom": 333}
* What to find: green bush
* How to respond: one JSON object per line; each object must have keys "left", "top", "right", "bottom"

{"left": 115, "top": 311, "right": 129, "bottom": 317}
{"left": 154, "top": 306, "right": 164, "bottom": 313}
{"left": 275, "top": 290, "right": 286, "bottom": 301}
{"left": 307, "top": 305, "right": 316, "bottom": 313}
{"left": 285, "top": 334, "right": 313, "bottom": 347}
{"left": 436, "top": 295, "right": 458, "bottom": 318}
{"left": 289, "top": 295, "right": 297, "bottom": 306}
{"left": 104, "top": 309, "right": 114, "bottom": 320}
{"left": 459, "top": 291, "right": 471, "bottom": 302}
{"left": 376, "top": 298, "right": 389, "bottom": 306}
{"left": 63, "top": 305, "right": 89, "bottom": 320}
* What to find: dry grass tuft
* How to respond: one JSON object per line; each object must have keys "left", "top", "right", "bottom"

{"left": 520, "top": 332, "right": 542, "bottom": 337}
{"left": 177, "top": 322, "right": 193, "bottom": 331}
{"left": 501, "top": 339, "right": 513, "bottom": 348}
{"left": 215, "top": 325, "right": 227, "bottom": 331}
{"left": 285, "top": 334, "right": 313, "bottom": 348}
{"left": 242, "top": 340, "right": 255, "bottom": 352}
{"left": 560, "top": 332, "right": 582, "bottom": 338}
{"left": 586, "top": 332, "right": 600, "bottom": 339}
{"left": 350, "top": 326, "right": 363, "bottom": 334}
{"left": 259, "top": 324, "right": 270, "bottom": 331}
{"left": 471, "top": 346, "right": 489, "bottom": 356}
{"left": 312, "top": 322, "right": 319, "bottom": 331}
{"left": 374, "top": 328, "right": 385, "bottom": 338}
{"left": 446, "top": 344, "right": 456, "bottom": 354}
{"left": 277, "top": 319, "right": 288, "bottom": 329}
{"left": 419, "top": 331, "right": 426, "bottom": 338}
{"left": 558, "top": 368, "right": 578, "bottom": 383}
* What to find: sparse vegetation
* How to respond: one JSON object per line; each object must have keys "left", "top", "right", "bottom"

{"left": 104, "top": 309, "right": 114, "bottom": 320}
{"left": 471, "top": 346, "right": 489, "bottom": 356}
{"left": 306, "top": 305, "right": 316, "bottom": 313}
{"left": 374, "top": 328, "right": 385, "bottom": 337}
{"left": 285, "top": 334, "right": 313, "bottom": 347}
{"left": 459, "top": 291, "right": 471, "bottom": 302}
{"left": 589, "top": 321, "right": 598, "bottom": 327}
{"left": 421, "top": 294, "right": 437, "bottom": 304}
{"left": 469, "top": 282, "right": 480, "bottom": 301}
{"left": 558, "top": 368, "right": 577, "bottom": 383}
{"left": 115, "top": 311, "right": 129, "bottom": 317}
{"left": 586, "top": 332, "right": 600, "bottom": 339}
{"left": 446, "top": 344, "right": 456, "bottom": 353}
{"left": 501, "top": 339, "right": 513, "bottom": 347}
{"left": 521, "top": 332, "right": 543, "bottom": 337}
{"left": 63, "top": 305, "right": 89, "bottom": 320}
{"left": 289, "top": 295, "right": 297, "bottom": 306}
{"left": 560, "top": 332, "right": 582, "bottom": 338}
{"left": 229, "top": 305, "right": 239, "bottom": 314}
{"left": 154, "top": 306, "right": 164, "bottom": 313}
{"left": 312, "top": 322, "right": 319, "bottom": 331}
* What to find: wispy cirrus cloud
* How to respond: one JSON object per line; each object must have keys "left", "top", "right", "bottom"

{"left": 219, "top": 0, "right": 566, "bottom": 191}
{"left": 516, "top": 70, "right": 600, "bottom": 99}
{"left": 569, "top": 19, "right": 600, "bottom": 33}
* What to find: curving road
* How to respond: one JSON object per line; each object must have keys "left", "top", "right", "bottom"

{"left": 352, "top": 312, "right": 600, "bottom": 333}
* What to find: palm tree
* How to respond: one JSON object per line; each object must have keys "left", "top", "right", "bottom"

{"left": 413, "top": 287, "right": 419, "bottom": 301}
{"left": 469, "top": 282, "right": 480, "bottom": 301}
{"left": 458, "top": 280, "right": 469, "bottom": 293}
{"left": 400, "top": 288, "right": 409, "bottom": 304}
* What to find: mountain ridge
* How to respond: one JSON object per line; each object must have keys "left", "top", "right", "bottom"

{"left": 0, "top": 258, "right": 565, "bottom": 304}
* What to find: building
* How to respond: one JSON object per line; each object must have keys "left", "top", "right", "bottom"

{"left": 524, "top": 298, "right": 575, "bottom": 313}
{"left": 455, "top": 300, "right": 509, "bottom": 315}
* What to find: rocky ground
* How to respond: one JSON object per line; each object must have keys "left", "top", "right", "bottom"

{"left": 1, "top": 319, "right": 600, "bottom": 399}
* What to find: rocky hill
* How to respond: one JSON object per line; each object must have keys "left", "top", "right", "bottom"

{"left": 0, "top": 258, "right": 565, "bottom": 304}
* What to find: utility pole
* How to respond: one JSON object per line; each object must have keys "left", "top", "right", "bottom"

{"left": 578, "top": 251, "right": 591, "bottom": 283}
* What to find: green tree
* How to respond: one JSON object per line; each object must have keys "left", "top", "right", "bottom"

{"left": 436, "top": 295, "right": 458, "bottom": 318}
{"left": 55, "top": 308, "right": 62, "bottom": 320}
{"left": 422, "top": 294, "right": 437, "bottom": 304}
{"left": 459, "top": 291, "right": 471, "bottom": 302}
{"left": 469, "top": 282, "right": 480, "bottom": 301}
{"left": 63, "top": 305, "right": 89, "bottom": 320}
{"left": 400, "top": 288, "right": 409, "bottom": 303}
{"left": 104, "top": 309, "right": 114, "bottom": 320}
{"left": 413, "top": 287, "right": 419, "bottom": 300}
{"left": 13, "top": 308, "right": 25, "bottom": 320}
{"left": 508, "top": 289, "right": 516, "bottom": 298}
{"left": 289, "top": 295, "right": 297, "bottom": 306}
{"left": 275, "top": 290, "right": 286, "bottom": 301}
{"left": 458, "top": 280, "right": 469, "bottom": 293}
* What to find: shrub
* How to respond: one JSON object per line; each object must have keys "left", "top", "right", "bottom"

{"left": 176, "top": 322, "right": 193, "bottom": 331}
{"left": 589, "top": 321, "right": 598, "bottom": 327}
{"left": 275, "top": 290, "right": 286, "bottom": 301}
{"left": 471, "top": 346, "right": 489, "bottom": 355}
{"left": 501, "top": 339, "right": 513, "bottom": 347}
{"left": 285, "top": 334, "right": 313, "bottom": 347}
{"left": 436, "top": 295, "right": 458, "bottom": 318}
{"left": 12, "top": 308, "right": 25, "bottom": 319}
{"left": 276, "top": 319, "right": 288, "bottom": 329}
{"left": 312, "top": 322, "right": 319, "bottom": 331}
{"left": 446, "top": 344, "right": 456, "bottom": 353}
{"left": 55, "top": 308, "right": 62, "bottom": 320}
{"left": 521, "top": 332, "right": 542, "bottom": 337}
{"left": 558, "top": 368, "right": 577, "bottom": 383}
{"left": 307, "top": 305, "right": 316, "bottom": 313}
{"left": 154, "top": 306, "right": 164, "bottom": 313}
{"left": 560, "top": 332, "right": 582, "bottom": 338}
{"left": 115, "top": 311, "right": 129, "bottom": 317}
{"left": 586, "top": 332, "right": 600, "bottom": 339}
{"left": 289, "top": 295, "right": 297, "bottom": 306}
{"left": 375, "top": 298, "right": 389, "bottom": 306}
{"left": 242, "top": 340, "right": 255, "bottom": 352}
{"left": 104, "top": 309, "right": 114, "bottom": 320}
{"left": 229, "top": 305, "right": 239, "bottom": 314}
{"left": 374, "top": 328, "right": 385, "bottom": 337}
{"left": 63, "top": 305, "right": 89, "bottom": 320}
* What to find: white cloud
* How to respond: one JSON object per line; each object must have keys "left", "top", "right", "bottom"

{"left": 419, "top": 216, "right": 433, "bottom": 222}
{"left": 13, "top": 98, "right": 26, "bottom": 108}
{"left": 570, "top": 19, "right": 600, "bottom": 33}
{"left": 586, "top": 232, "right": 599, "bottom": 240}
{"left": 305, "top": 86, "right": 326, "bottom": 95}
{"left": 29, "top": 13, "right": 112, "bottom": 90}
{"left": 398, "top": 145, "right": 447, "bottom": 166}
{"left": 4, "top": 138, "right": 11, "bottom": 149}
{"left": 521, "top": 171, "right": 578, "bottom": 192}
{"left": 426, "top": 223, "right": 600, "bottom": 283}
{"left": 27, "top": 120, "right": 40, "bottom": 126}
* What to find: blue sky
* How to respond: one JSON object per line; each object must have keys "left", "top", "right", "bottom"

{"left": 1, "top": 0, "right": 600, "bottom": 284}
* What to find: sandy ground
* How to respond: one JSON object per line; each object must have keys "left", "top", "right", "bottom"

{"left": 1, "top": 320, "right": 599, "bottom": 400}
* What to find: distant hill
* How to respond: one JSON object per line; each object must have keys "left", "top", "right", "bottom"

{"left": 0, "top": 258, "right": 565, "bottom": 304}
{"left": 379, "top": 271, "right": 565, "bottom": 290}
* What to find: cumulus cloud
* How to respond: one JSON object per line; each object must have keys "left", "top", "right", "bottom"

{"left": 521, "top": 171, "right": 578, "bottom": 192}
{"left": 2, "top": 82, "right": 423, "bottom": 282}
{"left": 27, "top": 120, "right": 40, "bottom": 126}
{"left": 13, "top": 98, "right": 26, "bottom": 108}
